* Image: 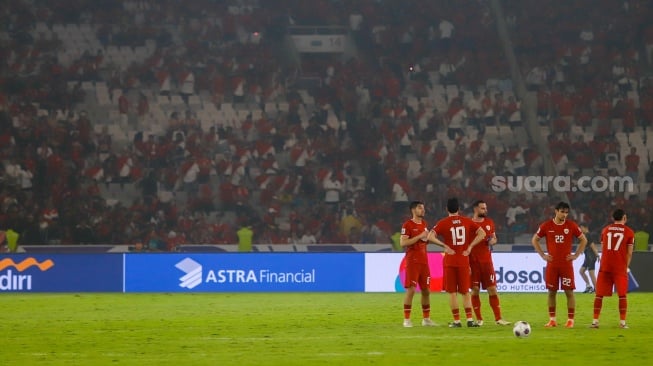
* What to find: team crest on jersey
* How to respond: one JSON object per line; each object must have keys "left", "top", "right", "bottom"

{"left": 563, "top": 228, "right": 569, "bottom": 234}
{"left": 401, "top": 228, "right": 406, "bottom": 234}
{"left": 486, "top": 225, "right": 491, "bottom": 231}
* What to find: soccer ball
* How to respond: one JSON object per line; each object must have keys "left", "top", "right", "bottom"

{"left": 513, "top": 321, "right": 531, "bottom": 338}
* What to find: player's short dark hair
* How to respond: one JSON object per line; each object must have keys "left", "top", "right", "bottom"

{"left": 446, "top": 198, "right": 459, "bottom": 213}
{"left": 555, "top": 201, "right": 570, "bottom": 210}
{"left": 472, "top": 200, "right": 485, "bottom": 208}
{"left": 612, "top": 209, "right": 626, "bottom": 221}
{"left": 409, "top": 201, "right": 424, "bottom": 211}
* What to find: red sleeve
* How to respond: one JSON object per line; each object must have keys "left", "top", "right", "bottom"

{"left": 572, "top": 222, "right": 583, "bottom": 237}
{"left": 488, "top": 219, "right": 496, "bottom": 237}
{"left": 535, "top": 222, "right": 547, "bottom": 237}
{"left": 433, "top": 219, "right": 447, "bottom": 237}
{"left": 627, "top": 228, "right": 635, "bottom": 245}
{"left": 401, "top": 220, "right": 412, "bottom": 237}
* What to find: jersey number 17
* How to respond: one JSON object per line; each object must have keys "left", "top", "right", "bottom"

{"left": 605, "top": 232, "right": 624, "bottom": 251}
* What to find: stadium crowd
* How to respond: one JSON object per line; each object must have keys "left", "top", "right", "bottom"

{"left": 1, "top": 0, "right": 653, "bottom": 250}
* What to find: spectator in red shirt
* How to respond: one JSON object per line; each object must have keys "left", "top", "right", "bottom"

{"left": 624, "top": 147, "right": 640, "bottom": 182}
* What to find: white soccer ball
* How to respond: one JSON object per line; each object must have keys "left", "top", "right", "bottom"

{"left": 513, "top": 321, "right": 531, "bottom": 338}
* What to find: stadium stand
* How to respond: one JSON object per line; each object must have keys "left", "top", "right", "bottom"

{"left": 1, "top": 0, "right": 652, "bottom": 251}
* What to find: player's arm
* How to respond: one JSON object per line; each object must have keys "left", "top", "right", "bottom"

{"left": 568, "top": 234, "right": 587, "bottom": 261}
{"left": 426, "top": 230, "right": 455, "bottom": 255}
{"left": 426, "top": 230, "right": 453, "bottom": 254}
{"left": 531, "top": 233, "right": 551, "bottom": 261}
{"left": 626, "top": 239, "right": 634, "bottom": 270}
{"left": 463, "top": 227, "right": 486, "bottom": 256}
{"left": 425, "top": 230, "right": 446, "bottom": 247}
{"left": 590, "top": 242, "right": 600, "bottom": 261}
{"left": 488, "top": 232, "right": 498, "bottom": 246}
{"left": 400, "top": 231, "right": 426, "bottom": 248}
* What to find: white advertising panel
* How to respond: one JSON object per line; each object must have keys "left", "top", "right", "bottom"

{"left": 364, "top": 253, "right": 594, "bottom": 293}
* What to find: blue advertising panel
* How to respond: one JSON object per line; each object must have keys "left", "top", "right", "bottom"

{"left": 125, "top": 253, "right": 365, "bottom": 292}
{"left": 0, "top": 254, "right": 123, "bottom": 292}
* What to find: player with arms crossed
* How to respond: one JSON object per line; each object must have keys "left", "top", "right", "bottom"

{"left": 400, "top": 201, "right": 437, "bottom": 327}
{"left": 470, "top": 200, "right": 511, "bottom": 326}
{"left": 531, "top": 201, "right": 587, "bottom": 328}
{"left": 428, "top": 198, "right": 486, "bottom": 328}
{"left": 590, "top": 209, "right": 634, "bottom": 329}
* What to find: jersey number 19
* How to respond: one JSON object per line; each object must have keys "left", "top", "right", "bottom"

{"left": 449, "top": 226, "right": 465, "bottom": 246}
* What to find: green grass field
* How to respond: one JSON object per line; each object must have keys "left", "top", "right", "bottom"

{"left": 0, "top": 292, "right": 650, "bottom": 366}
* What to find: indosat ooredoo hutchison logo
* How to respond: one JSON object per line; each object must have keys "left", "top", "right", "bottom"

{"left": 0, "top": 257, "right": 55, "bottom": 291}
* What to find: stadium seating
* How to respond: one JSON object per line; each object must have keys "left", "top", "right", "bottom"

{"left": 1, "top": 0, "right": 652, "bottom": 249}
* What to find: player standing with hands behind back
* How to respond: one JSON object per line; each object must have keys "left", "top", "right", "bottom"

{"left": 400, "top": 201, "right": 436, "bottom": 327}
{"left": 531, "top": 202, "right": 587, "bottom": 328}
{"left": 590, "top": 209, "right": 634, "bottom": 329}
{"left": 428, "top": 198, "right": 486, "bottom": 328}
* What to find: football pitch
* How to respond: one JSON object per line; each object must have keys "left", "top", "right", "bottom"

{"left": 0, "top": 292, "right": 650, "bottom": 366}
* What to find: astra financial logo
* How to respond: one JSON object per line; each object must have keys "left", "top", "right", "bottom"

{"left": 175, "top": 257, "right": 203, "bottom": 289}
{"left": 174, "top": 257, "right": 317, "bottom": 290}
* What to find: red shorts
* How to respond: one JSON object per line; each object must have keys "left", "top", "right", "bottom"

{"left": 470, "top": 259, "right": 496, "bottom": 290}
{"left": 444, "top": 265, "right": 471, "bottom": 294}
{"left": 404, "top": 262, "right": 430, "bottom": 291}
{"left": 545, "top": 263, "right": 575, "bottom": 291}
{"left": 595, "top": 271, "right": 628, "bottom": 297}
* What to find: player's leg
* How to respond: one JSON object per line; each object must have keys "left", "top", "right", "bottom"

{"left": 444, "top": 266, "right": 462, "bottom": 327}
{"left": 486, "top": 285, "right": 510, "bottom": 325}
{"left": 481, "top": 262, "right": 509, "bottom": 324}
{"left": 588, "top": 263, "right": 597, "bottom": 293}
{"left": 470, "top": 285, "right": 482, "bottom": 324}
{"left": 591, "top": 271, "right": 611, "bottom": 328}
{"left": 418, "top": 264, "right": 436, "bottom": 326}
{"left": 470, "top": 260, "right": 483, "bottom": 323}
{"left": 586, "top": 258, "right": 597, "bottom": 293}
{"left": 614, "top": 273, "right": 629, "bottom": 328}
{"left": 561, "top": 264, "right": 576, "bottom": 328}
{"left": 447, "top": 292, "right": 462, "bottom": 327}
{"left": 563, "top": 288, "right": 575, "bottom": 327}
{"left": 544, "top": 265, "right": 559, "bottom": 327}
{"left": 579, "top": 265, "right": 591, "bottom": 292}
{"left": 403, "top": 287, "right": 416, "bottom": 327}
{"left": 462, "top": 291, "right": 479, "bottom": 327}
{"left": 402, "top": 264, "right": 418, "bottom": 327}
{"left": 459, "top": 266, "right": 478, "bottom": 327}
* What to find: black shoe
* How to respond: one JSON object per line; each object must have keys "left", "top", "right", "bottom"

{"left": 448, "top": 321, "right": 462, "bottom": 328}
{"left": 467, "top": 320, "right": 480, "bottom": 327}
{"left": 588, "top": 287, "right": 595, "bottom": 293}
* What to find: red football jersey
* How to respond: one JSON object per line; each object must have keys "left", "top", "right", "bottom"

{"left": 535, "top": 219, "right": 583, "bottom": 264}
{"left": 432, "top": 215, "right": 481, "bottom": 267}
{"left": 600, "top": 223, "right": 634, "bottom": 274}
{"left": 470, "top": 217, "right": 495, "bottom": 263}
{"left": 401, "top": 219, "right": 429, "bottom": 264}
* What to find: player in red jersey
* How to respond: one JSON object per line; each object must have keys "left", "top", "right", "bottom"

{"left": 590, "top": 209, "right": 634, "bottom": 329}
{"left": 470, "top": 200, "right": 511, "bottom": 326}
{"left": 400, "top": 201, "right": 436, "bottom": 327}
{"left": 428, "top": 198, "right": 486, "bottom": 328}
{"left": 531, "top": 202, "right": 587, "bottom": 328}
